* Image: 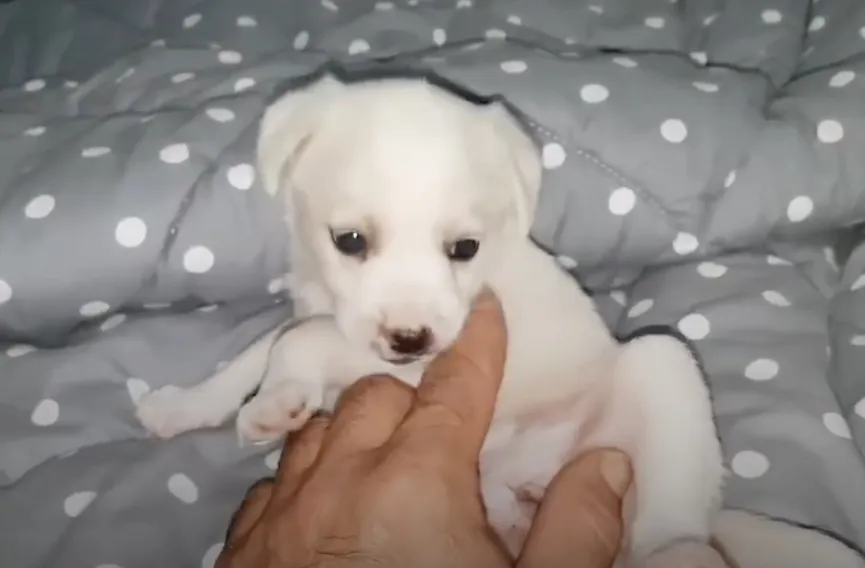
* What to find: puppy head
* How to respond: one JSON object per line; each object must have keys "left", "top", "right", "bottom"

{"left": 258, "top": 76, "right": 541, "bottom": 362}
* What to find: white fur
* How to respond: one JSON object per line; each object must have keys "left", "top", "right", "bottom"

{"left": 137, "top": 77, "right": 864, "bottom": 568}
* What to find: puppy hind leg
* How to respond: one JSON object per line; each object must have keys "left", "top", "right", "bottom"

{"left": 597, "top": 334, "right": 728, "bottom": 568}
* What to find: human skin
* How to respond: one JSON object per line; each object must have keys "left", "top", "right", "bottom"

{"left": 217, "top": 290, "right": 632, "bottom": 568}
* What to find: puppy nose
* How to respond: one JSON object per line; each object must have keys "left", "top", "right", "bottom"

{"left": 388, "top": 327, "right": 432, "bottom": 355}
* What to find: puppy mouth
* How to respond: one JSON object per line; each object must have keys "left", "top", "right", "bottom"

{"left": 383, "top": 355, "right": 422, "bottom": 366}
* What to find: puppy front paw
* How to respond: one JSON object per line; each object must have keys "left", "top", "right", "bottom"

{"left": 236, "top": 382, "right": 324, "bottom": 444}
{"left": 136, "top": 386, "right": 210, "bottom": 439}
{"left": 640, "top": 540, "right": 730, "bottom": 568}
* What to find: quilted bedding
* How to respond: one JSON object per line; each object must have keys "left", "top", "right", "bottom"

{"left": 2, "top": 0, "right": 865, "bottom": 566}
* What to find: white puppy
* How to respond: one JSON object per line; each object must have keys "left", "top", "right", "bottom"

{"left": 137, "top": 76, "right": 864, "bottom": 568}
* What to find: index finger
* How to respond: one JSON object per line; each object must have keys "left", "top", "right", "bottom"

{"left": 397, "top": 288, "right": 507, "bottom": 461}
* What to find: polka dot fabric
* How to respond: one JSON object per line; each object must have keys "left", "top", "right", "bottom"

{"left": 1, "top": 1, "right": 865, "bottom": 567}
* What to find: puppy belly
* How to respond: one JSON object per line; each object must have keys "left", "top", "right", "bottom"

{"left": 480, "top": 418, "right": 586, "bottom": 557}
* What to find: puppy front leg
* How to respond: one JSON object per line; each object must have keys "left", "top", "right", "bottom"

{"left": 136, "top": 327, "right": 281, "bottom": 439}
{"left": 236, "top": 316, "right": 401, "bottom": 444}
{"left": 597, "top": 334, "right": 728, "bottom": 568}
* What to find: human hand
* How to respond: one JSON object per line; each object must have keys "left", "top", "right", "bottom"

{"left": 217, "top": 289, "right": 630, "bottom": 568}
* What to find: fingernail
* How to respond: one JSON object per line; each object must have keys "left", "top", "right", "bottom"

{"left": 600, "top": 451, "right": 633, "bottom": 497}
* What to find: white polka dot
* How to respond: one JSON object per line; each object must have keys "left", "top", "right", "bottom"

{"left": 205, "top": 108, "right": 235, "bottom": 123}
{"left": 265, "top": 449, "right": 281, "bottom": 470}
{"left": 678, "top": 313, "right": 710, "bottom": 340}
{"left": 860, "top": 26, "right": 865, "bottom": 40}
{"left": 7, "top": 344, "right": 36, "bottom": 357}
{"left": 115, "top": 217, "right": 147, "bottom": 248}
{"left": 267, "top": 275, "right": 289, "bottom": 294}
{"left": 610, "top": 290, "right": 627, "bottom": 306}
{"left": 64, "top": 491, "right": 97, "bottom": 517}
{"left": 627, "top": 299, "right": 654, "bottom": 318}
{"left": 227, "top": 163, "right": 256, "bottom": 190}
{"left": 697, "top": 261, "right": 727, "bottom": 278}
{"left": 703, "top": 13, "right": 719, "bottom": 26}
{"left": 690, "top": 51, "right": 708, "bottom": 65}
{"left": 80, "top": 301, "right": 110, "bottom": 317}
{"left": 197, "top": 304, "right": 219, "bottom": 313}
{"left": 375, "top": 1, "right": 394, "bottom": 10}
{"left": 25, "top": 194, "right": 55, "bottom": 219}
{"left": 555, "top": 255, "right": 578, "bottom": 270}
{"left": 485, "top": 29, "right": 507, "bottom": 39}
{"left": 580, "top": 84, "right": 609, "bottom": 103}
{"left": 613, "top": 56, "right": 638, "bottom": 68}
{"left": 542, "top": 143, "right": 566, "bottom": 169}
{"left": 850, "top": 335, "right": 865, "bottom": 346}
{"left": 817, "top": 119, "right": 844, "bottom": 143}
{"left": 761, "top": 9, "right": 782, "bottom": 24}
{"left": 786, "top": 196, "right": 814, "bottom": 223}
{"left": 126, "top": 377, "right": 150, "bottom": 404}
{"left": 218, "top": 50, "right": 242, "bottom": 64}
{"left": 32, "top": 399, "right": 60, "bottom": 426}
{"left": 100, "top": 313, "right": 126, "bottom": 332}
{"left": 506, "top": 14, "right": 522, "bottom": 25}
{"left": 24, "top": 126, "right": 46, "bottom": 136}
{"left": 672, "top": 232, "right": 699, "bottom": 255}
{"left": 824, "top": 246, "right": 837, "bottom": 269}
{"left": 644, "top": 16, "right": 665, "bottom": 29}
{"left": 433, "top": 28, "right": 447, "bottom": 45}
{"left": 184, "top": 246, "right": 215, "bottom": 274}
{"left": 588, "top": 5, "right": 603, "bottom": 14}
{"left": 852, "top": 274, "right": 865, "bottom": 291}
{"left": 608, "top": 187, "right": 636, "bottom": 216}
{"left": 81, "top": 146, "right": 111, "bottom": 158}
{"left": 237, "top": 15, "right": 257, "bottom": 27}
{"left": 744, "top": 358, "right": 779, "bottom": 381}
{"left": 693, "top": 81, "right": 719, "bottom": 93}
{"left": 724, "top": 170, "right": 737, "bottom": 188}
{"left": 809, "top": 16, "right": 826, "bottom": 32}
{"left": 762, "top": 290, "right": 790, "bottom": 307}
{"left": 293, "top": 30, "right": 310, "bottom": 50}
{"left": 0, "top": 279, "right": 11, "bottom": 305}
{"left": 168, "top": 473, "right": 199, "bottom": 503}
{"left": 321, "top": 0, "right": 338, "bottom": 10}
{"left": 348, "top": 39, "right": 370, "bottom": 55}
{"left": 183, "top": 13, "right": 201, "bottom": 28}
{"left": 829, "top": 70, "right": 855, "bottom": 88}
{"left": 171, "top": 72, "right": 195, "bottom": 84}
{"left": 24, "top": 78, "right": 46, "bottom": 92}
{"left": 660, "top": 119, "right": 688, "bottom": 143}
{"left": 202, "top": 543, "right": 224, "bottom": 568}
{"left": 823, "top": 412, "right": 852, "bottom": 439}
{"left": 500, "top": 60, "right": 528, "bottom": 74}
{"left": 731, "top": 450, "right": 769, "bottom": 479}
{"left": 767, "top": 254, "right": 792, "bottom": 266}
{"left": 855, "top": 397, "right": 865, "bottom": 418}
{"left": 234, "top": 77, "right": 256, "bottom": 92}
{"left": 160, "top": 143, "right": 190, "bottom": 164}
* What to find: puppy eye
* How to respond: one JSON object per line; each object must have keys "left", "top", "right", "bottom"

{"left": 331, "top": 230, "right": 367, "bottom": 257}
{"left": 447, "top": 238, "right": 480, "bottom": 262}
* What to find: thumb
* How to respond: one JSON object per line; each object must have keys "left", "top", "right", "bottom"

{"left": 516, "top": 449, "right": 632, "bottom": 568}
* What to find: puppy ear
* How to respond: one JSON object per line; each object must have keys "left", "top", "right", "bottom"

{"left": 256, "top": 75, "right": 345, "bottom": 196}
{"left": 485, "top": 102, "right": 543, "bottom": 236}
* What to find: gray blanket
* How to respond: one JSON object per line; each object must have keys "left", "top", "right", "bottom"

{"left": 1, "top": 0, "right": 865, "bottom": 566}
